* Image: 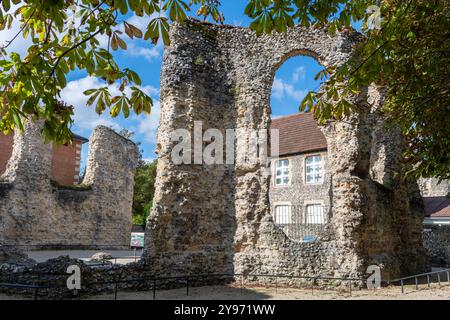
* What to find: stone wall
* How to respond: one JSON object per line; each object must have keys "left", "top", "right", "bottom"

{"left": 269, "top": 151, "right": 331, "bottom": 216}
{"left": 423, "top": 226, "right": 450, "bottom": 266}
{"left": 143, "top": 20, "right": 429, "bottom": 282}
{"left": 269, "top": 151, "right": 332, "bottom": 241}
{"left": 418, "top": 178, "right": 450, "bottom": 265}
{"left": 1, "top": 131, "right": 86, "bottom": 186}
{"left": 419, "top": 178, "right": 450, "bottom": 197}
{"left": 0, "top": 122, "right": 138, "bottom": 249}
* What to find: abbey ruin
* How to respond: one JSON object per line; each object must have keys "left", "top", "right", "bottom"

{"left": 143, "top": 20, "right": 429, "bottom": 281}
{"left": 0, "top": 20, "right": 432, "bottom": 288}
{"left": 0, "top": 122, "right": 139, "bottom": 249}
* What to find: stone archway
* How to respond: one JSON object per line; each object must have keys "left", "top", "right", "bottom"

{"left": 143, "top": 20, "right": 428, "bottom": 281}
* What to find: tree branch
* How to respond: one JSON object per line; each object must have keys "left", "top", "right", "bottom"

{"left": 43, "top": 29, "right": 103, "bottom": 87}
{"left": 80, "top": 0, "right": 108, "bottom": 26}
{"left": 1, "top": 9, "right": 36, "bottom": 50}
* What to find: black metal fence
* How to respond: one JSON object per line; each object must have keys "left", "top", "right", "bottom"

{"left": 0, "top": 272, "right": 367, "bottom": 300}
{"left": 2, "top": 268, "right": 450, "bottom": 300}
{"left": 386, "top": 268, "right": 450, "bottom": 294}
{"left": 271, "top": 205, "right": 330, "bottom": 243}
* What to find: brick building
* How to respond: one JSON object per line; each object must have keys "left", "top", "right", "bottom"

{"left": 269, "top": 112, "right": 450, "bottom": 263}
{"left": 269, "top": 113, "right": 330, "bottom": 242}
{"left": 0, "top": 131, "right": 88, "bottom": 185}
{"left": 0, "top": 131, "right": 13, "bottom": 176}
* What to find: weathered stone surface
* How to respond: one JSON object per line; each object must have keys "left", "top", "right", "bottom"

{"left": 419, "top": 178, "right": 450, "bottom": 197}
{"left": 418, "top": 179, "right": 450, "bottom": 265}
{"left": 90, "top": 252, "right": 113, "bottom": 261}
{"left": 423, "top": 226, "right": 450, "bottom": 266}
{"left": 0, "top": 123, "right": 139, "bottom": 249}
{"left": 143, "top": 20, "right": 429, "bottom": 282}
{"left": 0, "top": 245, "right": 35, "bottom": 266}
{"left": 0, "top": 257, "right": 175, "bottom": 299}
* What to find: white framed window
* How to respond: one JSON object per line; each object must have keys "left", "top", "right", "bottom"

{"left": 274, "top": 205, "right": 292, "bottom": 225}
{"left": 305, "top": 155, "right": 324, "bottom": 184}
{"left": 305, "top": 204, "right": 324, "bottom": 224}
{"left": 274, "top": 159, "right": 290, "bottom": 186}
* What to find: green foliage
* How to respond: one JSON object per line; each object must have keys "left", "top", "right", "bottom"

{"left": 0, "top": 0, "right": 223, "bottom": 144}
{"left": 132, "top": 159, "right": 157, "bottom": 226}
{"left": 246, "top": 0, "right": 449, "bottom": 180}
{"left": 0, "top": 0, "right": 448, "bottom": 180}
{"left": 295, "top": 0, "right": 450, "bottom": 181}
{"left": 133, "top": 201, "right": 153, "bottom": 226}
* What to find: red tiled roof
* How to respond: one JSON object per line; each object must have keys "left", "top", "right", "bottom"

{"left": 270, "top": 113, "right": 327, "bottom": 156}
{"left": 423, "top": 197, "right": 450, "bottom": 218}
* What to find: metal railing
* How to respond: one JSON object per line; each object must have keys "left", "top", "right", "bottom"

{"left": 0, "top": 272, "right": 366, "bottom": 300}
{"left": 386, "top": 268, "right": 450, "bottom": 294}
{"left": 271, "top": 205, "right": 330, "bottom": 243}
{"left": 3, "top": 268, "right": 450, "bottom": 299}
{"left": 278, "top": 223, "right": 327, "bottom": 243}
{"left": 0, "top": 283, "right": 52, "bottom": 300}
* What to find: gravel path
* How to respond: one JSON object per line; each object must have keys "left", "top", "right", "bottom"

{"left": 3, "top": 284, "right": 448, "bottom": 300}
{"left": 87, "top": 284, "right": 450, "bottom": 300}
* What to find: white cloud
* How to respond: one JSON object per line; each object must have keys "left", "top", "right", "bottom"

{"left": 126, "top": 42, "right": 161, "bottom": 61}
{"left": 292, "top": 66, "right": 306, "bottom": 82}
{"left": 60, "top": 77, "right": 119, "bottom": 133}
{"left": 272, "top": 77, "right": 307, "bottom": 102}
{"left": 135, "top": 99, "right": 160, "bottom": 144}
{"left": 126, "top": 14, "right": 153, "bottom": 31}
{"left": 96, "top": 13, "right": 164, "bottom": 62}
{"left": 0, "top": 5, "right": 32, "bottom": 57}
{"left": 60, "top": 76, "right": 160, "bottom": 141}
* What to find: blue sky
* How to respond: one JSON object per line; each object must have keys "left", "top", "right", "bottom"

{"left": 0, "top": 2, "right": 324, "bottom": 165}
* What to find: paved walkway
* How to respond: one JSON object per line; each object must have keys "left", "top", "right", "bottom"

{"left": 25, "top": 250, "right": 143, "bottom": 265}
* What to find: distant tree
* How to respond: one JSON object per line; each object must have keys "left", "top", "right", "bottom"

{"left": 114, "top": 126, "right": 146, "bottom": 166}
{"left": 132, "top": 201, "right": 153, "bottom": 226}
{"left": 116, "top": 127, "right": 135, "bottom": 140}
{"left": 132, "top": 159, "right": 157, "bottom": 226}
{"left": 111, "top": 126, "right": 157, "bottom": 225}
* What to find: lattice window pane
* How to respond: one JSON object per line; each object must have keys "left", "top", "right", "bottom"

{"left": 275, "top": 205, "right": 291, "bottom": 225}
{"left": 274, "top": 159, "right": 290, "bottom": 186}
{"left": 305, "top": 155, "right": 324, "bottom": 184}
{"left": 306, "top": 204, "right": 324, "bottom": 224}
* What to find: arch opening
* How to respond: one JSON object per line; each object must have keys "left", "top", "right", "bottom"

{"left": 268, "top": 55, "right": 332, "bottom": 245}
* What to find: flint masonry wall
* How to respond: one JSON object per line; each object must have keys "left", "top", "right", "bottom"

{"left": 268, "top": 151, "right": 332, "bottom": 225}
{"left": 0, "top": 122, "right": 138, "bottom": 249}
{"left": 144, "top": 20, "right": 429, "bottom": 281}
{"left": 419, "top": 178, "right": 450, "bottom": 197}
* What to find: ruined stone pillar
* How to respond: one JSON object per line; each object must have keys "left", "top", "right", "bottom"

{"left": 0, "top": 125, "right": 139, "bottom": 249}
{"left": 145, "top": 20, "right": 429, "bottom": 281}
{"left": 2, "top": 121, "right": 52, "bottom": 187}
